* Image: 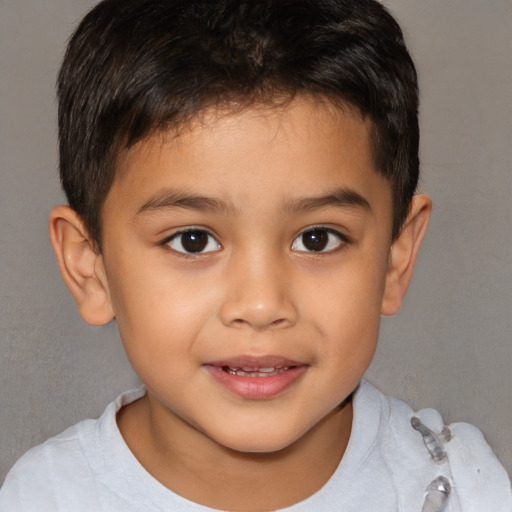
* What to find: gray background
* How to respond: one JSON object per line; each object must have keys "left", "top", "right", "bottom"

{"left": 1, "top": 0, "right": 511, "bottom": 483}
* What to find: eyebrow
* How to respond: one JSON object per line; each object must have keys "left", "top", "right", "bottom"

{"left": 282, "top": 188, "right": 372, "bottom": 215}
{"left": 136, "top": 187, "right": 371, "bottom": 216}
{"left": 137, "top": 189, "right": 236, "bottom": 215}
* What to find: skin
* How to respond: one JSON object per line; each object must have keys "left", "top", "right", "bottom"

{"left": 50, "top": 96, "right": 431, "bottom": 511}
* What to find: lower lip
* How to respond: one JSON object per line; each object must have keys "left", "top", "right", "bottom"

{"left": 204, "top": 365, "right": 307, "bottom": 400}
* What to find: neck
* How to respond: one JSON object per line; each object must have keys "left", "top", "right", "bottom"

{"left": 117, "top": 394, "right": 353, "bottom": 511}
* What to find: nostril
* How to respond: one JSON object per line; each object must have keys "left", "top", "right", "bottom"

{"left": 218, "top": 294, "right": 299, "bottom": 330}
{"left": 227, "top": 316, "right": 292, "bottom": 330}
{"left": 270, "top": 318, "right": 288, "bottom": 328}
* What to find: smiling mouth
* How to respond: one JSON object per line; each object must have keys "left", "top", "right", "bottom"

{"left": 205, "top": 358, "right": 307, "bottom": 399}
{"left": 222, "top": 366, "right": 293, "bottom": 377}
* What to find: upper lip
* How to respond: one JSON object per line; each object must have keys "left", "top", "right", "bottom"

{"left": 205, "top": 355, "right": 305, "bottom": 370}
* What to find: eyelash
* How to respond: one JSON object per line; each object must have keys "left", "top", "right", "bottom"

{"left": 160, "top": 226, "right": 349, "bottom": 256}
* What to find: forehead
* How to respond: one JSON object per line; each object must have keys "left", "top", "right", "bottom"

{"left": 109, "top": 96, "right": 392, "bottom": 219}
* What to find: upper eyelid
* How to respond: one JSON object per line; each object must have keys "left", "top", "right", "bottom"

{"left": 295, "top": 225, "right": 349, "bottom": 241}
{"left": 161, "top": 226, "right": 219, "bottom": 244}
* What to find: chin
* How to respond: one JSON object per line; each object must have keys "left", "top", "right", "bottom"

{"left": 211, "top": 425, "right": 306, "bottom": 456}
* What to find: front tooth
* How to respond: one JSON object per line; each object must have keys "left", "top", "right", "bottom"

{"left": 225, "top": 366, "right": 291, "bottom": 376}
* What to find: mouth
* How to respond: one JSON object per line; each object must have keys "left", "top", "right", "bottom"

{"left": 204, "top": 356, "right": 307, "bottom": 399}
{"left": 221, "top": 365, "right": 293, "bottom": 377}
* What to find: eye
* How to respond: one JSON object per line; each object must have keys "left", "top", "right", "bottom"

{"left": 291, "top": 227, "right": 346, "bottom": 253}
{"left": 165, "top": 229, "right": 221, "bottom": 254}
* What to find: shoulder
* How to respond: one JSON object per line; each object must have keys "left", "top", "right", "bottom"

{"left": 358, "top": 380, "right": 512, "bottom": 512}
{"left": 0, "top": 387, "right": 146, "bottom": 512}
{"left": 438, "top": 420, "right": 512, "bottom": 511}
{"left": 0, "top": 419, "right": 97, "bottom": 511}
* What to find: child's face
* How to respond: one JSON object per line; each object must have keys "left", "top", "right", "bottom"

{"left": 100, "top": 97, "right": 395, "bottom": 453}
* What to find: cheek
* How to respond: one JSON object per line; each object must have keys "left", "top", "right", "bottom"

{"left": 108, "top": 265, "right": 218, "bottom": 356}
{"left": 302, "top": 261, "right": 386, "bottom": 353}
{"left": 308, "top": 261, "right": 386, "bottom": 319}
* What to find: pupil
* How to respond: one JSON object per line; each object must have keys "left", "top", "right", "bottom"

{"left": 182, "top": 231, "right": 208, "bottom": 253}
{"left": 302, "top": 229, "right": 328, "bottom": 251}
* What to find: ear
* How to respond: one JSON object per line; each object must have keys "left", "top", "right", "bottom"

{"left": 49, "top": 205, "right": 114, "bottom": 326}
{"left": 381, "top": 194, "right": 432, "bottom": 316}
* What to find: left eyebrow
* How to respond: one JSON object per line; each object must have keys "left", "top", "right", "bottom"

{"left": 282, "top": 188, "right": 372, "bottom": 215}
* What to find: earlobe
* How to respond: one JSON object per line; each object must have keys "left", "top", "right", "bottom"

{"left": 49, "top": 205, "right": 114, "bottom": 326}
{"left": 381, "top": 194, "right": 432, "bottom": 316}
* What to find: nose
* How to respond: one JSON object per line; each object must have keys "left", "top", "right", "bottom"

{"left": 218, "top": 251, "right": 299, "bottom": 331}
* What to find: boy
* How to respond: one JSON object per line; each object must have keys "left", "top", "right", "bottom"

{"left": 1, "top": 0, "right": 510, "bottom": 510}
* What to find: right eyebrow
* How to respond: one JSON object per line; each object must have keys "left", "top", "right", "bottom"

{"left": 136, "top": 188, "right": 237, "bottom": 216}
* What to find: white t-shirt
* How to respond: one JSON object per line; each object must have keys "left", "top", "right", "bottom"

{"left": 1, "top": 380, "right": 510, "bottom": 511}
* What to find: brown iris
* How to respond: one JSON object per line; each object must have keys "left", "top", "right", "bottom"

{"left": 300, "top": 229, "right": 329, "bottom": 251}
{"left": 180, "top": 230, "right": 209, "bottom": 253}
